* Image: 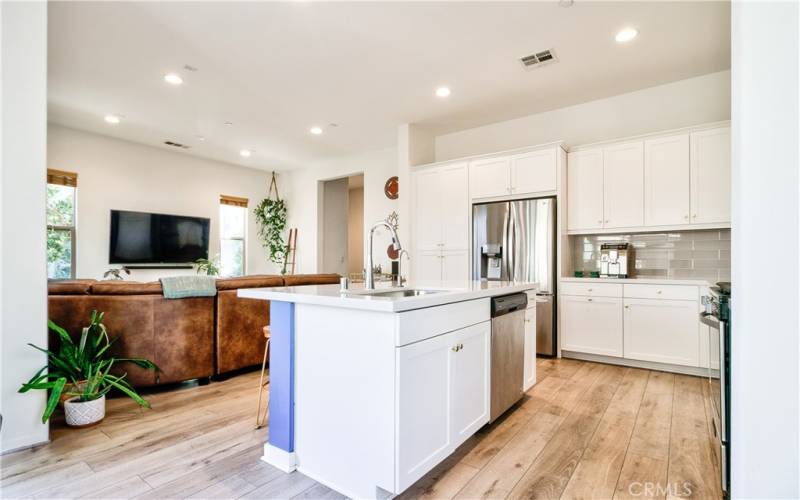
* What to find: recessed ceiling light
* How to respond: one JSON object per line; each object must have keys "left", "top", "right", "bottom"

{"left": 435, "top": 86, "right": 451, "bottom": 98}
{"left": 310, "top": 126, "right": 323, "bottom": 135}
{"left": 224, "top": 121, "right": 233, "bottom": 126}
{"left": 164, "top": 73, "right": 183, "bottom": 85}
{"left": 615, "top": 28, "right": 638, "bottom": 43}
{"left": 104, "top": 115, "right": 121, "bottom": 124}
{"left": 239, "top": 149, "right": 252, "bottom": 157}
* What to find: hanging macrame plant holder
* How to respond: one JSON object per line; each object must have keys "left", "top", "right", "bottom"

{"left": 254, "top": 172, "right": 288, "bottom": 270}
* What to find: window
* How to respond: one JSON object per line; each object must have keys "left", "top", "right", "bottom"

{"left": 220, "top": 195, "right": 247, "bottom": 277}
{"left": 47, "top": 169, "right": 77, "bottom": 279}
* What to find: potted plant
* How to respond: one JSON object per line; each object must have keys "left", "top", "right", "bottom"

{"left": 103, "top": 266, "right": 130, "bottom": 280}
{"left": 194, "top": 256, "right": 220, "bottom": 276}
{"left": 19, "top": 311, "right": 158, "bottom": 425}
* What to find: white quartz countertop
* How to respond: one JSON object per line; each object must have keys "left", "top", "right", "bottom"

{"left": 238, "top": 280, "right": 538, "bottom": 312}
{"left": 561, "top": 277, "right": 712, "bottom": 286}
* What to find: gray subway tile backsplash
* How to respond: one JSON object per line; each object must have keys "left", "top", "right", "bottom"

{"left": 570, "top": 229, "right": 731, "bottom": 283}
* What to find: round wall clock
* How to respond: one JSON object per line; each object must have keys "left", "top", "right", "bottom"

{"left": 384, "top": 176, "right": 399, "bottom": 199}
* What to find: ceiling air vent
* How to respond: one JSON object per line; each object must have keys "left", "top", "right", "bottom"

{"left": 164, "top": 140, "right": 190, "bottom": 150}
{"left": 520, "top": 49, "right": 558, "bottom": 70}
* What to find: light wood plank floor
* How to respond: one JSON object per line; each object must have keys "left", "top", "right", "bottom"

{"left": 1, "top": 359, "right": 721, "bottom": 499}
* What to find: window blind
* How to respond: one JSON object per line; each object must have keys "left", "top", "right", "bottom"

{"left": 47, "top": 169, "right": 78, "bottom": 187}
{"left": 220, "top": 194, "right": 248, "bottom": 207}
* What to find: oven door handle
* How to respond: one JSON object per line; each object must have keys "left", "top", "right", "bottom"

{"left": 700, "top": 312, "right": 721, "bottom": 330}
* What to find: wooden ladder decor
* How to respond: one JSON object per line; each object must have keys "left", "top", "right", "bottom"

{"left": 283, "top": 228, "right": 298, "bottom": 275}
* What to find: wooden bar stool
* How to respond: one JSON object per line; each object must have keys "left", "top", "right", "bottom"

{"left": 256, "top": 325, "right": 271, "bottom": 429}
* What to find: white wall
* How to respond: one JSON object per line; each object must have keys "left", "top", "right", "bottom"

{"left": 434, "top": 70, "right": 731, "bottom": 160}
{"left": 0, "top": 1, "right": 49, "bottom": 453}
{"left": 731, "top": 2, "right": 799, "bottom": 498}
{"left": 285, "top": 147, "right": 398, "bottom": 274}
{"left": 47, "top": 125, "right": 281, "bottom": 281}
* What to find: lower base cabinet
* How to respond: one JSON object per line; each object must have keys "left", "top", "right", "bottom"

{"left": 623, "top": 298, "right": 699, "bottom": 367}
{"left": 395, "top": 321, "right": 490, "bottom": 491}
{"left": 560, "top": 295, "right": 624, "bottom": 357}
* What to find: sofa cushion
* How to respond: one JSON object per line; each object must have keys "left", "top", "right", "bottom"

{"left": 215, "top": 275, "right": 284, "bottom": 291}
{"left": 283, "top": 273, "right": 341, "bottom": 286}
{"left": 91, "top": 281, "right": 163, "bottom": 295}
{"left": 48, "top": 279, "right": 96, "bottom": 295}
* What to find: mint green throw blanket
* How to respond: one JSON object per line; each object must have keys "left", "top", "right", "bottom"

{"left": 160, "top": 276, "right": 217, "bottom": 299}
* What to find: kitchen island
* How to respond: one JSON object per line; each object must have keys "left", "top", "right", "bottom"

{"left": 239, "top": 280, "right": 537, "bottom": 499}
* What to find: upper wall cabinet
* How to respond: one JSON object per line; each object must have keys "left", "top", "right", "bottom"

{"left": 566, "top": 149, "right": 604, "bottom": 231}
{"left": 603, "top": 142, "right": 644, "bottom": 229}
{"left": 691, "top": 127, "right": 731, "bottom": 225}
{"left": 469, "top": 156, "right": 510, "bottom": 199}
{"left": 469, "top": 148, "right": 557, "bottom": 200}
{"left": 644, "top": 134, "right": 691, "bottom": 226}
{"left": 567, "top": 124, "right": 730, "bottom": 234}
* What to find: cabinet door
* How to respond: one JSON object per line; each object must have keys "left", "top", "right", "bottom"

{"left": 567, "top": 149, "right": 604, "bottom": 231}
{"left": 441, "top": 250, "right": 469, "bottom": 282}
{"left": 603, "top": 142, "right": 644, "bottom": 229}
{"left": 440, "top": 163, "right": 469, "bottom": 250}
{"left": 413, "top": 168, "right": 443, "bottom": 251}
{"left": 623, "top": 298, "right": 699, "bottom": 367}
{"left": 469, "top": 157, "right": 510, "bottom": 199}
{"left": 414, "top": 251, "right": 442, "bottom": 281}
{"left": 644, "top": 134, "right": 691, "bottom": 226}
{"left": 396, "top": 332, "right": 453, "bottom": 491}
{"left": 691, "top": 127, "right": 731, "bottom": 225}
{"left": 560, "top": 295, "right": 623, "bottom": 357}
{"left": 449, "top": 322, "right": 490, "bottom": 447}
{"left": 523, "top": 306, "right": 537, "bottom": 391}
{"left": 510, "top": 149, "right": 557, "bottom": 196}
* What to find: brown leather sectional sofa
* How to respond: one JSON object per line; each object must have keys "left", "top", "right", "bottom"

{"left": 47, "top": 273, "right": 340, "bottom": 386}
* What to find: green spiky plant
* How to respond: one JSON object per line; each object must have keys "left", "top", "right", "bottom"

{"left": 19, "top": 311, "right": 159, "bottom": 423}
{"left": 194, "top": 256, "right": 220, "bottom": 276}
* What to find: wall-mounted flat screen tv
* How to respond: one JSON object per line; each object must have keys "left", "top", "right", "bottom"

{"left": 109, "top": 210, "right": 210, "bottom": 264}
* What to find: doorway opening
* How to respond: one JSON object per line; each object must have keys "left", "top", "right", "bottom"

{"left": 320, "top": 173, "right": 364, "bottom": 279}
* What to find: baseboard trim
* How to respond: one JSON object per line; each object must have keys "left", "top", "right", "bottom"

{"left": 561, "top": 351, "right": 710, "bottom": 377}
{"left": 262, "top": 442, "right": 296, "bottom": 473}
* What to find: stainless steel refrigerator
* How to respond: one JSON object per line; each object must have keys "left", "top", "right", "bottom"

{"left": 472, "top": 197, "right": 557, "bottom": 356}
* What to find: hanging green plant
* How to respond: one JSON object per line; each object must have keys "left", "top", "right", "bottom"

{"left": 254, "top": 173, "right": 288, "bottom": 270}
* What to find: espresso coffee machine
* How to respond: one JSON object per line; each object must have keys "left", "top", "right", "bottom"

{"left": 599, "top": 243, "right": 631, "bottom": 278}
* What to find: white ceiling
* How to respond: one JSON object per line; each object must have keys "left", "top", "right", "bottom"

{"left": 48, "top": 1, "right": 730, "bottom": 171}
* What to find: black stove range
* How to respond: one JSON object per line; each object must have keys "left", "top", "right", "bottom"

{"left": 701, "top": 282, "right": 731, "bottom": 496}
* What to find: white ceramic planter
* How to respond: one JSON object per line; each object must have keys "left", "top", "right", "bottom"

{"left": 64, "top": 395, "right": 105, "bottom": 427}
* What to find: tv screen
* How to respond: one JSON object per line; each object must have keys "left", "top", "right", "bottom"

{"left": 109, "top": 210, "right": 210, "bottom": 264}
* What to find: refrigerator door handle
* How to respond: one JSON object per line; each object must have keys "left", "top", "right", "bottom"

{"left": 509, "top": 204, "right": 516, "bottom": 281}
{"left": 501, "top": 205, "right": 510, "bottom": 280}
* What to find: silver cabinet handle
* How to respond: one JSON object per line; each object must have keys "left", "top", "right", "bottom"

{"left": 693, "top": 214, "right": 697, "bottom": 218}
{"left": 605, "top": 220, "right": 609, "bottom": 224}
{"left": 684, "top": 215, "right": 689, "bottom": 220}
{"left": 624, "top": 304, "right": 630, "bottom": 309}
{"left": 587, "top": 288, "right": 593, "bottom": 292}
{"left": 587, "top": 298, "right": 593, "bottom": 302}
{"left": 657, "top": 290, "right": 662, "bottom": 294}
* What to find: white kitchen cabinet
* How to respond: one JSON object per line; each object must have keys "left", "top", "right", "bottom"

{"left": 396, "top": 321, "right": 490, "bottom": 491}
{"left": 441, "top": 250, "right": 469, "bottom": 282}
{"left": 468, "top": 156, "right": 510, "bottom": 199}
{"left": 567, "top": 149, "right": 604, "bottom": 231}
{"left": 523, "top": 304, "right": 537, "bottom": 391}
{"left": 623, "top": 298, "right": 699, "bottom": 367}
{"left": 510, "top": 149, "right": 557, "bottom": 196}
{"left": 415, "top": 251, "right": 443, "bottom": 281}
{"left": 644, "top": 134, "right": 691, "bottom": 227}
{"left": 413, "top": 167, "right": 444, "bottom": 251}
{"left": 396, "top": 326, "right": 453, "bottom": 490}
{"left": 449, "top": 322, "right": 491, "bottom": 446}
{"left": 691, "top": 127, "right": 731, "bottom": 225}
{"left": 440, "top": 164, "right": 470, "bottom": 250}
{"left": 412, "top": 163, "right": 469, "bottom": 281}
{"left": 560, "top": 294, "right": 623, "bottom": 357}
{"left": 603, "top": 142, "right": 644, "bottom": 229}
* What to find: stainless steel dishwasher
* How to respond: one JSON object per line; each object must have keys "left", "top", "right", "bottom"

{"left": 489, "top": 293, "right": 528, "bottom": 422}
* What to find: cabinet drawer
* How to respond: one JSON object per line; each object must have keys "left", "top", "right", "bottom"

{"left": 395, "top": 298, "right": 490, "bottom": 347}
{"left": 624, "top": 284, "right": 698, "bottom": 301}
{"left": 560, "top": 282, "right": 623, "bottom": 298}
